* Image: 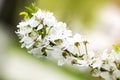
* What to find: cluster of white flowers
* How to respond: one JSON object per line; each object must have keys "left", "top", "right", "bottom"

{"left": 16, "top": 8, "right": 120, "bottom": 80}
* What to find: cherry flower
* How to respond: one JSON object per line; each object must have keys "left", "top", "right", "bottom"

{"left": 16, "top": 7, "right": 120, "bottom": 80}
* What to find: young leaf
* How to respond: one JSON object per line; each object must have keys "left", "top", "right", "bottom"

{"left": 113, "top": 44, "right": 120, "bottom": 52}
{"left": 19, "top": 3, "right": 38, "bottom": 19}
{"left": 19, "top": 11, "right": 29, "bottom": 19}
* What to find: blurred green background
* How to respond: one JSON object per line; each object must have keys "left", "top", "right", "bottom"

{"left": 0, "top": 0, "right": 120, "bottom": 80}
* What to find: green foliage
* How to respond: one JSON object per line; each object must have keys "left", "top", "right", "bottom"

{"left": 19, "top": 11, "right": 29, "bottom": 19}
{"left": 19, "top": 3, "right": 38, "bottom": 19}
{"left": 113, "top": 44, "right": 120, "bottom": 52}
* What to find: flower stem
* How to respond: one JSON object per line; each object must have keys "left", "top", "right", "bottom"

{"left": 83, "top": 41, "right": 88, "bottom": 55}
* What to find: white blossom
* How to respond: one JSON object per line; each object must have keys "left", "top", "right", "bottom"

{"left": 20, "top": 36, "right": 34, "bottom": 49}
{"left": 16, "top": 8, "right": 120, "bottom": 80}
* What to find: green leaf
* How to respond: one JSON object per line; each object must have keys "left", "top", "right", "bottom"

{"left": 25, "top": 7, "right": 33, "bottom": 13}
{"left": 19, "top": 3, "right": 38, "bottom": 19}
{"left": 113, "top": 44, "right": 120, "bottom": 52}
{"left": 31, "top": 3, "right": 39, "bottom": 13}
{"left": 19, "top": 11, "right": 29, "bottom": 19}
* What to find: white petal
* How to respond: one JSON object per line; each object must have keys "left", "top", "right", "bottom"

{"left": 37, "top": 24, "right": 43, "bottom": 30}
